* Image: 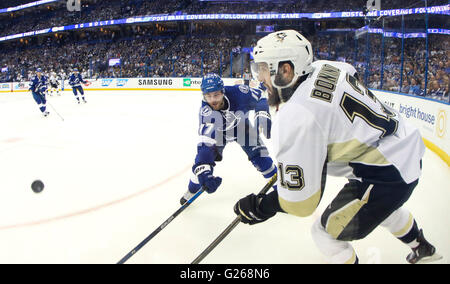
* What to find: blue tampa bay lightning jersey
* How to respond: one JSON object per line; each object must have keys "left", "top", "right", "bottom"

{"left": 29, "top": 75, "right": 48, "bottom": 93}
{"left": 195, "top": 84, "right": 269, "bottom": 167}
{"left": 68, "top": 73, "right": 86, "bottom": 87}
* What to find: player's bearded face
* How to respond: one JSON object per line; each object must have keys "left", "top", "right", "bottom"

{"left": 204, "top": 90, "right": 224, "bottom": 110}
{"left": 252, "top": 62, "right": 279, "bottom": 107}
{"left": 252, "top": 61, "right": 298, "bottom": 106}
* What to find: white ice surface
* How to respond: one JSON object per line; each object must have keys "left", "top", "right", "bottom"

{"left": 0, "top": 90, "right": 448, "bottom": 264}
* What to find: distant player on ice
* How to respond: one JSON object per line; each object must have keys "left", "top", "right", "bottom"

{"left": 29, "top": 68, "right": 50, "bottom": 117}
{"left": 49, "top": 71, "right": 61, "bottom": 96}
{"left": 180, "top": 73, "right": 277, "bottom": 204}
{"left": 233, "top": 30, "right": 442, "bottom": 264}
{"left": 68, "top": 68, "right": 89, "bottom": 104}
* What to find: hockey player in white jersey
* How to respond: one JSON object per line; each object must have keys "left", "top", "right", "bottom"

{"left": 49, "top": 71, "right": 61, "bottom": 96}
{"left": 233, "top": 30, "right": 442, "bottom": 264}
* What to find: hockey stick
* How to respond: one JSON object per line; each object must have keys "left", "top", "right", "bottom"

{"left": 191, "top": 173, "right": 277, "bottom": 264}
{"left": 46, "top": 101, "right": 64, "bottom": 121}
{"left": 117, "top": 187, "right": 206, "bottom": 264}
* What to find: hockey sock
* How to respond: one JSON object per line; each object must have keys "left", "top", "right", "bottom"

{"left": 380, "top": 208, "right": 420, "bottom": 248}
{"left": 398, "top": 220, "right": 420, "bottom": 248}
{"left": 311, "top": 219, "right": 358, "bottom": 264}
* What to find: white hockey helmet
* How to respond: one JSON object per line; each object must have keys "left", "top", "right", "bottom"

{"left": 251, "top": 30, "right": 313, "bottom": 90}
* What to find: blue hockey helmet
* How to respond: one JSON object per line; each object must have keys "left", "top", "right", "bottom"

{"left": 36, "top": 68, "right": 42, "bottom": 73}
{"left": 201, "top": 73, "right": 224, "bottom": 94}
{"left": 73, "top": 68, "right": 79, "bottom": 72}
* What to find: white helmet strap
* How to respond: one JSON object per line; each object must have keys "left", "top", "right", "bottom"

{"left": 271, "top": 61, "right": 300, "bottom": 102}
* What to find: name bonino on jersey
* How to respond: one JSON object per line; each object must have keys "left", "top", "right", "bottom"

{"left": 310, "top": 63, "right": 340, "bottom": 102}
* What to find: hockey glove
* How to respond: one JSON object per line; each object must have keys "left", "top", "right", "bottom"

{"left": 234, "top": 193, "right": 276, "bottom": 225}
{"left": 194, "top": 164, "right": 222, "bottom": 194}
{"left": 38, "top": 85, "right": 47, "bottom": 93}
{"left": 257, "top": 82, "right": 267, "bottom": 92}
{"left": 255, "top": 111, "right": 271, "bottom": 139}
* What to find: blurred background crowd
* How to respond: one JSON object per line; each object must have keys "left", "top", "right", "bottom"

{"left": 0, "top": 0, "right": 448, "bottom": 102}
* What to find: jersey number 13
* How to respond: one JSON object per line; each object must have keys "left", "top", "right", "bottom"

{"left": 340, "top": 75, "right": 398, "bottom": 138}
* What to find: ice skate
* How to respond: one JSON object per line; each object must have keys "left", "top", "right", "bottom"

{"left": 406, "top": 229, "right": 442, "bottom": 264}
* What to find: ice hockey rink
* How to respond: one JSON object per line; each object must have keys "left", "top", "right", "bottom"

{"left": 0, "top": 90, "right": 448, "bottom": 264}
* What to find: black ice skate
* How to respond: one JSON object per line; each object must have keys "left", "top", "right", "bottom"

{"left": 406, "top": 229, "right": 442, "bottom": 264}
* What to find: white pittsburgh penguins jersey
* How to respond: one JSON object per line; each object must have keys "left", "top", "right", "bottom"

{"left": 315, "top": 59, "right": 357, "bottom": 77}
{"left": 50, "top": 75, "right": 57, "bottom": 84}
{"left": 272, "top": 60, "right": 425, "bottom": 217}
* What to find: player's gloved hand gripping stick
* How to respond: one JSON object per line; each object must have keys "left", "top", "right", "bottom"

{"left": 195, "top": 164, "right": 222, "bottom": 193}
{"left": 191, "top": 173, "right": 277, "bottom": 264}
{"left": 117, "top": 187, "right": 206, "bottom": 264}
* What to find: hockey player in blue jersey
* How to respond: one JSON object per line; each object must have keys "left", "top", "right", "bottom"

{"left": 29, "top": 68, "right": 50, "bottom": 117}
{"left": 68, "top": 68, "right": 88, "bottom": 104}
{"left": 180, "top": 73, "right": 277, "bottom": 204}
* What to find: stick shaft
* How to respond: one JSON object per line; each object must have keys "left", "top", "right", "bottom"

{"left": 117, "top": 188, "right": 204, "bottom": 264}
{"left": 47, "top": 101, "right": 64, "bottom": 121}
{"left": 191, "top": 217, "right": 241, "bottom": 264}
{"left": 191, "top": 174, "right": 277, "bottom": 264}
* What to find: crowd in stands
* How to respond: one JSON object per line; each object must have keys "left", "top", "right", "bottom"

{"left": 1, "top": 29, "right": 447, "bottom": 102}
{"left": 0, "top": 0, "right": 448, "bottom": 102}
{"left": 0, "top": 24, "right": 242, "bottom": 81}
{"left": 182, "top": 0, "right": 435, "bottom": 14}
{"left": 0, "top": 28, "right": 175, "bottom": 80}
{"left": 1, "top": 0, "right": 447, "bottom": 12}
{"left": 312, "top": 32, "right": 449, "bottom": 102}
{"left": 2, "top": 0, "right": 448, "bottom": 38}
{"left": 0, "top": 0, "right": 192, "bottom": 38}
{"left": 149, "top": 34, "right": 242, "bottom": 77}
{"left": 0, "top": 0, "right": 35, "bottom": 9}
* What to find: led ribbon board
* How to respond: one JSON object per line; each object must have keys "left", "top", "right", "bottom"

{"left": 0, "top": 4, "right": 448, "bottom": 42}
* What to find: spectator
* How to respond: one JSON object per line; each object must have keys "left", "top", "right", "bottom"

{"left": 408, "top": 78, "right": 421, "bottom": 96}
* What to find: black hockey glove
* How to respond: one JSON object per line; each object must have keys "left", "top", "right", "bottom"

{"left": 233, "top": 193, "right": 276, "bottom": 225}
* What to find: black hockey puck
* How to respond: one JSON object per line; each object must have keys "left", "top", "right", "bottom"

{"left": 31, "top": 180, "right": 44, "bottom": 193}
